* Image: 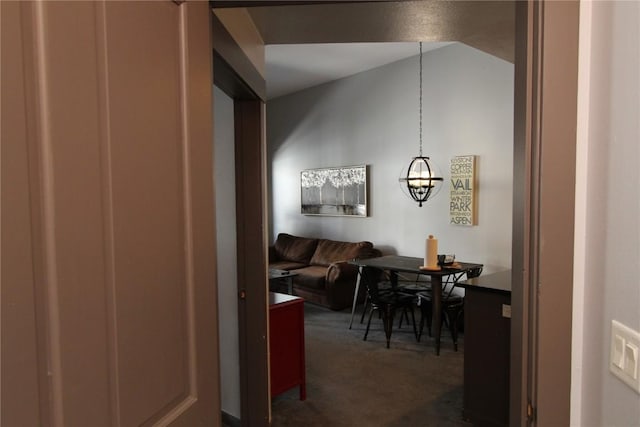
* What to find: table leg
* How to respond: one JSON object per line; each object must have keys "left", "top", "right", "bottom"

{"left": 348, "top": 266, "right": 363, "bottom": 329}
{"left": 432, "top": 276, "right": 443, "bottom": 355}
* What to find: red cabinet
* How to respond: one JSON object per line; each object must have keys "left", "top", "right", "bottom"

{"left": 269, "top": 292, "right": 306, "bottom": 400}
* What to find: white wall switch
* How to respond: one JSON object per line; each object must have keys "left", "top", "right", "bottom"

{"left": 502, "top": 304, "right": 511, "bottom": 318}
{"left": 613, "top": 334, "right": 625, "bottom": 369}
{"left": 624, "top": 342, "right": 638, "bottom": 380}
{"left": 610, "top": 320, "right": 640, "bottom": 394}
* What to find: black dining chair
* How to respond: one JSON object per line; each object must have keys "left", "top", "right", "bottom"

{"left": 416, "top": 266, "right": 483, "bottom": 351}
{"left": 359, "top": 271, "right": 429, "bottom": 326}
{"left": 361, "top": 268, "right": 419, "bottom": 348}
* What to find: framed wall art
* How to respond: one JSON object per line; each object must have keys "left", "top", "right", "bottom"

{"left": 301, "top": 165, "right": 368, "bottom": 217}
{"left": 449, "top": 155, "right": 477, "bottom": 226}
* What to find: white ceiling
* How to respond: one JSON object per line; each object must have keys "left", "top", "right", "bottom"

{"left": 265, "top": 42, "right": 453, "bottom": 100}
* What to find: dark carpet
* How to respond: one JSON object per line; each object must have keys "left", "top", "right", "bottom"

{"left": 271, "top": 302, "right": 472, "bottom": 427}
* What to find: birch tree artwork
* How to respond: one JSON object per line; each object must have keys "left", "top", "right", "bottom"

{"left": 301, "top": 165, "right": 367, "bottom": 216}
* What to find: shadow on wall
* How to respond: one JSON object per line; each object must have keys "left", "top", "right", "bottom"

{"left": 376, "top": 245, "right": 397, "bottom": 255}
{"left": 267, "top": 81, "right": 349, "bottom": 156}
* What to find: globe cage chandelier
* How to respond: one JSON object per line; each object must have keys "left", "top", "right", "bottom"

{"left": 399, "top": 42, "right": 444, "bottom": 207}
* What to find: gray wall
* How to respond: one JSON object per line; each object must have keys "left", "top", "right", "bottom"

{"left": 267, "top": 43, "right": 514, "bottom": 273}
{"left": 213, "top": 86, "right": 240, "bottom": 418}
{"left": 575, "top": 1, "right": 640, "bottom": 425}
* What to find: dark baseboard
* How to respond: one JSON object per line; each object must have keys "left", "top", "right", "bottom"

{"left": 221, "top": 411, "right": 241, "bottom": 427}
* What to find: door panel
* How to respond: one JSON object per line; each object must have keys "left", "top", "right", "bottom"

{"left": 1, "top": 1, "right": 219, "bottom": 426}
{"left": 1, "top": 2, "right": 43, "bottom": 426}
{"left": 104, "top": 3, "right": 189, "bottom": 424}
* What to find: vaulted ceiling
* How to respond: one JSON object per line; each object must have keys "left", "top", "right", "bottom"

{"left": 213, "top": 1, "right": 515, "bottom": 99}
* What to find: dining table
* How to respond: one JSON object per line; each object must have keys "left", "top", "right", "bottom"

{"left": 348, "top": 255, "right": 484, "bottom": 355}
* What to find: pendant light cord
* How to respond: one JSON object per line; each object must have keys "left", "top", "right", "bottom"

{"left": 419, "top": 41, "right": 423, "bottom": 157}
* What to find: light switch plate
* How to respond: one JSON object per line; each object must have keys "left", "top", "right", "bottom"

{"left": 610, "top": 320, "right": 640, "bottom": 394}
{"left": 502, "top": 304, "right": 511, "bottom": 318}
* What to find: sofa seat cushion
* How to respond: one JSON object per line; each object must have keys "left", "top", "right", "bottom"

{"left": 291, "top": 265, "right": 327, "bottom": 290}
{"left": 309, "top": 239, "right": 374, "bottom": 267}
{"left": 274, "top": 233, "right": 318, "bottom": 264}
{"left": 269, "top": 261, "right": 308, "bottom": 271}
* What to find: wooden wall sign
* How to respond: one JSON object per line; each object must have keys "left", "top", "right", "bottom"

{"left": 449, "top": 155, "right": 477, "bottom": 226}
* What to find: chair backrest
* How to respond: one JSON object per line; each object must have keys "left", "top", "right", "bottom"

{"left": 443, "top": 266, "right": 484, "bottom": 298}
{"left": 442, "top": 271, "right": 466, "bottom": 298}
{"left": 467, "top": 266, "right": 483, "bottom": 279}
{"left": 361, "top": 266, "right": 384, "bottom": 301}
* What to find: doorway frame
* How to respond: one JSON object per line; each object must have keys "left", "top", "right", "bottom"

{"left": 212, "top": 10, "right": 271, "bottom": 427}
{"left": 511, "top": 1, "right": 579, "bottom": 426}
{"left": 211, "top": 1, "right": 580, "bottom": 425}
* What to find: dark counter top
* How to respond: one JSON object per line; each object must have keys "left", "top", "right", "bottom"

{"left": 457, "top": 269, "right": 512, "bottom": 294}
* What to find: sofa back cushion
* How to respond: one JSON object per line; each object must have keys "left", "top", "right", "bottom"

{"left": 274, "top": 233, "right": 319, "bottom": 264}
{"left": 309, "top": 239, "right": 374, "bottom": 267}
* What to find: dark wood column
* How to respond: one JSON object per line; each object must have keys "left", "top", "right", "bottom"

{"left": 235, "top": 99, "right": 269, "bottom": 427}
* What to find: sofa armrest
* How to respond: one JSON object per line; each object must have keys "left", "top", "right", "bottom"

{"left": 326, "top": 261, "right": 358, "bottom": 284}
{"left": 323, "top": 261, "right": 365, "bottom": 310}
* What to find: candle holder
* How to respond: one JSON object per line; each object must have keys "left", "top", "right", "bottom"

{"left": 438, "top": 254, "right": 456, "bottom": 266}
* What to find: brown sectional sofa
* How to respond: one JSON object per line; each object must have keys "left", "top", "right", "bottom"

{"left": 269, "top": 233, "right": 381, "bottom": 310}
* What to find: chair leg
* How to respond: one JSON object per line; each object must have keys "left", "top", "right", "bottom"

{"left": 451, "top": 316, "right": 458, "bottom": 351}
{"left": 449, "top": 306, "right": 463, "bottom": 351}
{"left": 363, "top": 307, "right": 376, "bottom": 341}
{"left": 425, "top": 303, "right": 433, "bottom": 337}
{"left": 398, "top": 308, "right": 409, "bottom": 329}
{"left": 383, "top": 305, "right": 395, "bottom": 349}
{"left": 418, "top": 304, "right": 428, "bottom": 341}
{"left": 409, "top": 306, "right": 418, "bottom": 341}
{"left": 360, "top": 295, "right": 370, "bottom": 324}
{"left": 443, "top": 310, "right": 456, "bottom": 351}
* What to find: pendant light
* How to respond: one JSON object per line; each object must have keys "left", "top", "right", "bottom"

{"left": 399, "top": 42, "right": 443, "bottom": 207}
